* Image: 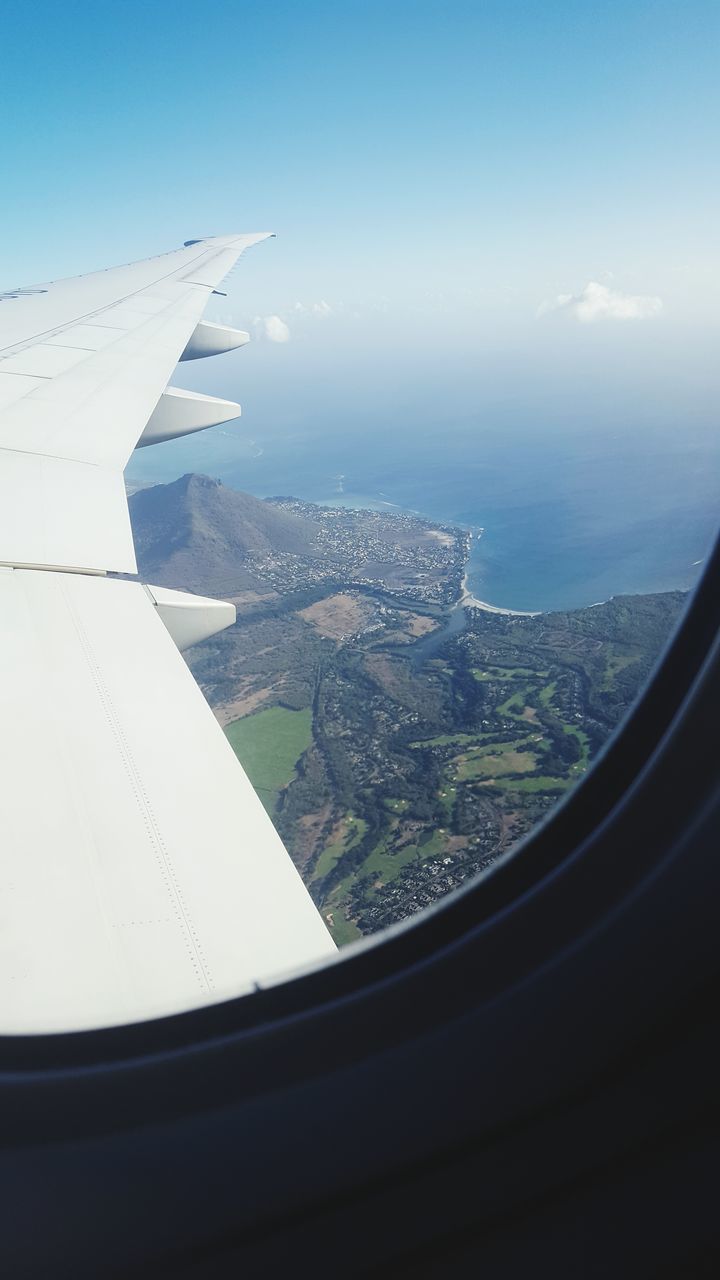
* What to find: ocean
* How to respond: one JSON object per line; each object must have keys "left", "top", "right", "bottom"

{"left": 127, "top": 418, "right": 719, "bottom": 614}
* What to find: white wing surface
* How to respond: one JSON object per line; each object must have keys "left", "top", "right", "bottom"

{"left": 0, "top": 237, "right": 336, "bottom": 1033}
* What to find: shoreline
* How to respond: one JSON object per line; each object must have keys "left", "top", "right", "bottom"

{"left": 458, "top": 569, "right": 540, "bottom": 618}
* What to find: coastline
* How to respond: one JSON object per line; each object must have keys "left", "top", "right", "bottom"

{"left": 458, "top": 568, "right": 540, "bottom": 618}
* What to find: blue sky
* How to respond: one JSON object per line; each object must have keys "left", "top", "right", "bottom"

{"left": 2, "top": 0, "right": 719, "bottom": 470}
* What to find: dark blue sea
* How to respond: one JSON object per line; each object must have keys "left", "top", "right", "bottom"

{"left": 127, "top": 418, "right": 719, "bottom": 614}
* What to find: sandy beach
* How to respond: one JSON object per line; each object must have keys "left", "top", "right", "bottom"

{"left": 459, "top": 571, "right": 539, "bottom": 618}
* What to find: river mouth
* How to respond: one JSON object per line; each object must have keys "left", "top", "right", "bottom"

{"left": 405, "top": 602, "right": 469, "bottom": 666}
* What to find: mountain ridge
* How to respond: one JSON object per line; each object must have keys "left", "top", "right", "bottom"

{"left": 129, "top": 473, "right": 320, "bottom": 594}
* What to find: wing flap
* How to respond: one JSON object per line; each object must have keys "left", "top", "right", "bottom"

{"left": 0, "top": 454, "right": 135, "bottom": 573}
{"left": 0, "top": 568, "right": 334, "bottom": 1032}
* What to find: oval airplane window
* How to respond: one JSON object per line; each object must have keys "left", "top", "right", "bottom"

{"left": 3, "top": 2, "right": 719, "bottom": 1034}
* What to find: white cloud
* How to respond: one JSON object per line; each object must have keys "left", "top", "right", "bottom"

{"left": 538, "top": 281, "right": 663, "bottom": 323}
{"left": 251, "top": 301, "right": 334, "bottom": 341}
{"left": 254, "top": 314, "right": 291, "bottom": 343}
{"left": 293, "top": 299, "right": 333, "bottom": 317}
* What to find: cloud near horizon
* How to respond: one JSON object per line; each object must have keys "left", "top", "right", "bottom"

{"left": 252, "top": 301, "right": 335, "bottom": 343}
{"left": 254, "top": 314, "right": 291, "bottom": 343}
{"left": 538, "top": 281, "right": 663, "bottom": 323}
{"left": 293, "top": 299, "right": 333, "bottom": 317}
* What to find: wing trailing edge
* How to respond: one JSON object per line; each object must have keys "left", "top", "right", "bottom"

{"left": 0, "top": 236, "right": 337, "bottom": 1033}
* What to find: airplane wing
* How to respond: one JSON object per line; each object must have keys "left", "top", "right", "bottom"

{"left": 0, "top": 236, "right": 336, "bottom": 1034}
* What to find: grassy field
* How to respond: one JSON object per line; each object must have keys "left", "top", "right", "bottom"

{"left": 456, "top": 749, "right": 537, "bottom": 781}
{"left": 486, "top": 774, "right": 571, "bottom": 794}
{"left": 311, "top": 815, "right": 368, "bottom": 883}
{"left": 538, "top": 681, "right": 557, "bottom": 708}
{"left": 321, "top": 873, "right": 363, "bottom": 945}
{"left": 410, "top": 731, "right": 493, "bottom": 749}
{"left": 472, "top": 665, "right": 547, "bottom": 681}
{"left": 601, "top": 649, "right": 640, "bottom": 690}
{"left": 361, "top": 825, "right": 448, "bottom": 886}
{"left": 383, "top": 797, "right": 410, "bottom": 814}
{"left": 225, "top": 706, "right": 313, "bottom": 813}
{"left": 438, "top": 783, "right": 457, "bottom": 821}
{"left": 498, "top": 688, "right": 531, "bottom": 718}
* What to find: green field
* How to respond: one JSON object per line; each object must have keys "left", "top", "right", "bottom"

{"left": 538, "top": 681, "right": 557, "bottom": 708}
{"left": 601, "top": 650, "right": 640, "bottom": 690}
{"left": 498, "top": 688, "right": 531, "bottom": 718}
{"left": 361, "top": 825, "right": 448, "bottom": 886}
{"left": 311, "top": 815, "right": 368, "bottom": 883}
{"left": 438, "top": 783, "right": 457, "bottom": 820}
{"left": 455, "top": 749, "right": 537, "bottom": 781}
{"left": 486, "top": 774, "right": 571, "bottom": 794}
{"left": 472, "top": 665, "right": 547, "bottom": 681}
{"left": 225, "top": 706, "right": 313, "bottom": 813}
{"left": 383, "top": 797, "right": 410, "bottom": 814}
{"left": 327, "top": 911, "right": 363, "bottom": 946}
{"left": 410, "top": 731, "right": 493, "bottom": 749}
{"left": 563, "top": 721, "right": 590, "bottom": 766}
{"left": 321, "top": 872, "right": 363, "bottom": 945}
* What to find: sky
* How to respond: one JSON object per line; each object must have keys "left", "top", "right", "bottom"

{"left": 2, "top": 0, "right": 719, "bottom": 476}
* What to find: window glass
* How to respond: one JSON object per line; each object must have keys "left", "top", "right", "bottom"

{"left": 5, "top": 4, "right": 718, "bottom": 1039}
{"left": 123, "top": 5, "right": 720, "bottom": 952}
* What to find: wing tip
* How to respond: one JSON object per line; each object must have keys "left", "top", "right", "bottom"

{"left": 184, "top": 232, "right": 276, "bottom": 248}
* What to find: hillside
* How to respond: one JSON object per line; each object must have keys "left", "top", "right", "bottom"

{"left": 129, "top": 473, "right": 320, "bottom": 595}
{"left": 129, "top": 475, "right": 466, "bottom": 606}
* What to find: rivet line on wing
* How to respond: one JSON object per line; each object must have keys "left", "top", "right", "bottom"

{"left": 0, "top": 243, "right": 233, "bottom": 358}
